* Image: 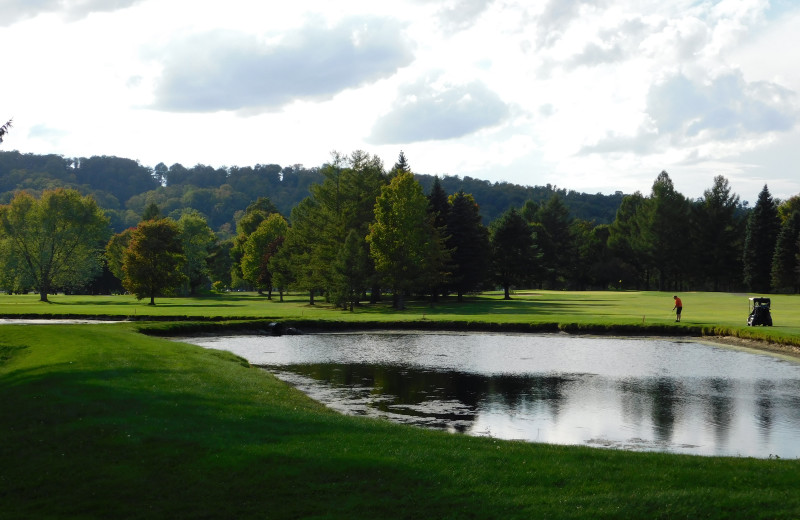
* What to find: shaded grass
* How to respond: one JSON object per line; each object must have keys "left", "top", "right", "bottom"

{"left": 1, "top": 324, "right": 800, "bottom": 519}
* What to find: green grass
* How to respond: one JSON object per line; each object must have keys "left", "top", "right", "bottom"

{"left": 2, "top": 323, "right": 800, "bottom": 519}
{"left": 3, "top": 290, "right": 800, "bottom": 345}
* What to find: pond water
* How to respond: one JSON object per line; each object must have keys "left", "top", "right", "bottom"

{"left": 182, "top": 332, "right": 800, "bottom": 458}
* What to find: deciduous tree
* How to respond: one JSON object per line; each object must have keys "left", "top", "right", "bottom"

{"left": 177, "top": 212, "right": 216, "bottom": 295}
{"left": 367, "top": 171, "right": 445, "bottom": 309}
{"left": 122, "top": 218, "right": 186, "bottom": 305}
{"left": 0, "top": 189, "right": 110, "bottom": 301}
{"left": 241, "top": 213, "right": 288, "bottom": 298}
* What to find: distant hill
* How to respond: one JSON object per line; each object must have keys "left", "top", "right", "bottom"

{"left": 0, "top": 150, "right": 625, "bottom": 233}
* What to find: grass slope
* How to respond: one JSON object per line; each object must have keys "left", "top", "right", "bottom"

{"left": 1, "top": 324, "right": 799, "bottom": 519}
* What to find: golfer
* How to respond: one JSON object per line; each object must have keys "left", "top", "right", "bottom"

{"left": 673, "top": 295, "right": 683, "bottom": 322}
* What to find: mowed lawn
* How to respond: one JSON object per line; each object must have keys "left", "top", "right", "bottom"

{"left": 2, "top": 323, "right": 800, "bottom": 519}
{"left": 2, "top": 290, "right": 800, "bottom": 343}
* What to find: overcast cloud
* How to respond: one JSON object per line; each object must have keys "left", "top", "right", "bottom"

{"left": 2, "top": 0, "right": 800, "bottom": 202}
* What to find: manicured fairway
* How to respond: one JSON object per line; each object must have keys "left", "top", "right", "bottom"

{"left": 2, "top": 290, "right": 799, "bottom": 344}
{"left": 2, "top": 323, "right": 800, "bottom": 519}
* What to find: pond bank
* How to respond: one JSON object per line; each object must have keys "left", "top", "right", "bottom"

{"left": 136, "top": 318, "right": 800, "bottom": 360}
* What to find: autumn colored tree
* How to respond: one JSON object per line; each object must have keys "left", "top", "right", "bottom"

{"left": 122, "top": 218, "right": 186, "bottom": 305}
{"left": 241, "top": 213, "right": 288, "bottom": 298}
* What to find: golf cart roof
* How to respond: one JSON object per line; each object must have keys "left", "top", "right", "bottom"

{"left": 749, "top": 297, "right": 771, "bottom": 303}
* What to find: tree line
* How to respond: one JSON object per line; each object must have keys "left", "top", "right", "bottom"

{"left": 1, "top": 150, "right": 799, "bottom": 305}
{"left": 0, "top": 150, "right": 624, "bottom": 235}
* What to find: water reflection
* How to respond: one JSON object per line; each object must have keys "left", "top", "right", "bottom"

{"left": 182, "top": 333, "right": 800, "bottom": 458}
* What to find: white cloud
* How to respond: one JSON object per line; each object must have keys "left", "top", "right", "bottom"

{"left": 369, "top": 79, "right": 510, "bottom": 143}
{"left": 1, "top": 0, "right": 145, "bottom": 25}
{"left": 150, "top": 16, "right": 414, "bottom": 113}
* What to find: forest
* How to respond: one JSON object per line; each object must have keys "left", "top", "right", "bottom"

{"left": 1, "top": 148, "right": 799, "bottom": 305}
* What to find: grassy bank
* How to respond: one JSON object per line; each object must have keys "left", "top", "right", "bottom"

{"left": 2, "top": 323, "right": 799, "bottom": 519}
{"left": 3, "top": 290, "right": 800, "bottom": 346}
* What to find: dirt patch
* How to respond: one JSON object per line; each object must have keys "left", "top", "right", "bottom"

{"left": 702, "top": 335, "right": 800, "bottom": 359}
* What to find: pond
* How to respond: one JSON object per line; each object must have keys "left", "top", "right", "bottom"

{"left": 181, "top": 332, "right": 800, "bottom": 458}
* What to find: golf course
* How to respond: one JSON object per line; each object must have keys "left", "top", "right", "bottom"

{"left": 2, "top": 290, "right": 800, "bottom": 519}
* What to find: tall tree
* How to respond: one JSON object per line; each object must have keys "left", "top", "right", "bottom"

{"left": 428, "top": 176, "right": 450, "bottom": 230}
{"left": 122, "top": 218, "right": 186, "bottom": 305}
{"left": 177, "top": 212, "right": 216, "bottom": 295}
{"left": 330, "top": 229, "right": 369, "bottom": 311}
{"left": 446, "top": 191, "right": 489, "bottom": 300}
{"left": 691, "top": 176, "right": 743, "bottom": 291}
{"left": 389, "top": 150, "right": 411, "bottom": 178}
{"left": 607, "top": 192, "right": 648, "bottom": 289}
{"left": 770, "top": 210, "right": 800, "bottom": 293}
{"left": 0, "top": 189, "right": 110, "bottom": 301}
{"left": 241, "top": 213, "right": 288, "bottom": 298}
{"left": 743, "top": 185, "right": 780, "bottom": 293}
{"left": 535, "top": 194, "right": 573, "bottom": 288}
{"left": 231, "top": 196, "right": 279, "bottom": 287}
{"left": 639, "top": 171, "right": 691, "bottom": 291}
{"left": 367, "top": 171, "right": 444, "bottom": 309}
{"left": 489, "top": 208, "right": 536, "bottom": 299}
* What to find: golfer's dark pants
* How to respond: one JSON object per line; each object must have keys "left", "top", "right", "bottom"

{"left": 676, "top": 307, "right": 682, "bottom": 316}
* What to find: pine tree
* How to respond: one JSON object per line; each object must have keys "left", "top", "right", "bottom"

{"left": 490, "top": 208, "right": 535, "bottom": 299}
{"left": 447, "top": 191, "right": 489, "bottom": 301}
{"left": 691, "top": 176, "right": 743, "bottom": 291}
{"left": 770, "top": 211, "right": 800, "bottom": 293}
{"left": 743, "top": 185, "right": 780, "bottom": 293}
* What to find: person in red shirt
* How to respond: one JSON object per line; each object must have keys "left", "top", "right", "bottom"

{"left": 673, "top": 295, "right": 683, "bottom": 322}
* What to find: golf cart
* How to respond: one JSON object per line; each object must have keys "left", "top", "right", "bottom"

{"left": 747, "top": 297, "right": 772, "bottom": 327}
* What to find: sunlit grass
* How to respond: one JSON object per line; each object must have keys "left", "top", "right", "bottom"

{"left": 2, "top": 290, "right": 799, "bottom": 344}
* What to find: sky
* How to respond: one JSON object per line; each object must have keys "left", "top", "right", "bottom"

{"left": 2, "top": 0, "right": 800, "bottom": 205}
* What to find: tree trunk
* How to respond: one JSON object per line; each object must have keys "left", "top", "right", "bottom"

{"left": 457, "top": 291, "right": 464, "bottom": 302}
{"left": 39, "top": 289, "right": 48, "bottom": 302}
{"left": 149, "top": 294, "right": 156, "bottom": 305}
{"left": 503, "top": 285, "right": 511, "bottom": 300}
{"left": 309, "top": 289, "right": 315, "bottom": 305}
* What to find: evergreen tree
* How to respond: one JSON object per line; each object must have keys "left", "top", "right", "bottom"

{"left": 535, "top": 194, "right": 573, "bottom": 288}
{"left": 770, "top": 211, "right": 800, "bottom": 293}
{"left": 428, "top": 176, "right": 450, "bottom": 230}
{"left": 691, "top": 176, "right": 743, "bottom": 291}
{"left": 446, "top": 191, "right": 489, "bottom": 301}
{"left": 743, "top": 185, "right": 780, "bottom": 293}
{"left": 330, "top": 229, "right": 369, "bottom": 311}
{"left": 489, "top": 208, "right": 535, "bottom": 299}
{"left": 607, "top": 192, "right": 647, "bottom": 289}
{"left": 141, "top": 202, "right": 162, "bottom": 221}
{"left": 639, "top": 171, "right": 690, "bottom": 291}
{"left": 389, "top": 150, "right": 411, "bottom": 177}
